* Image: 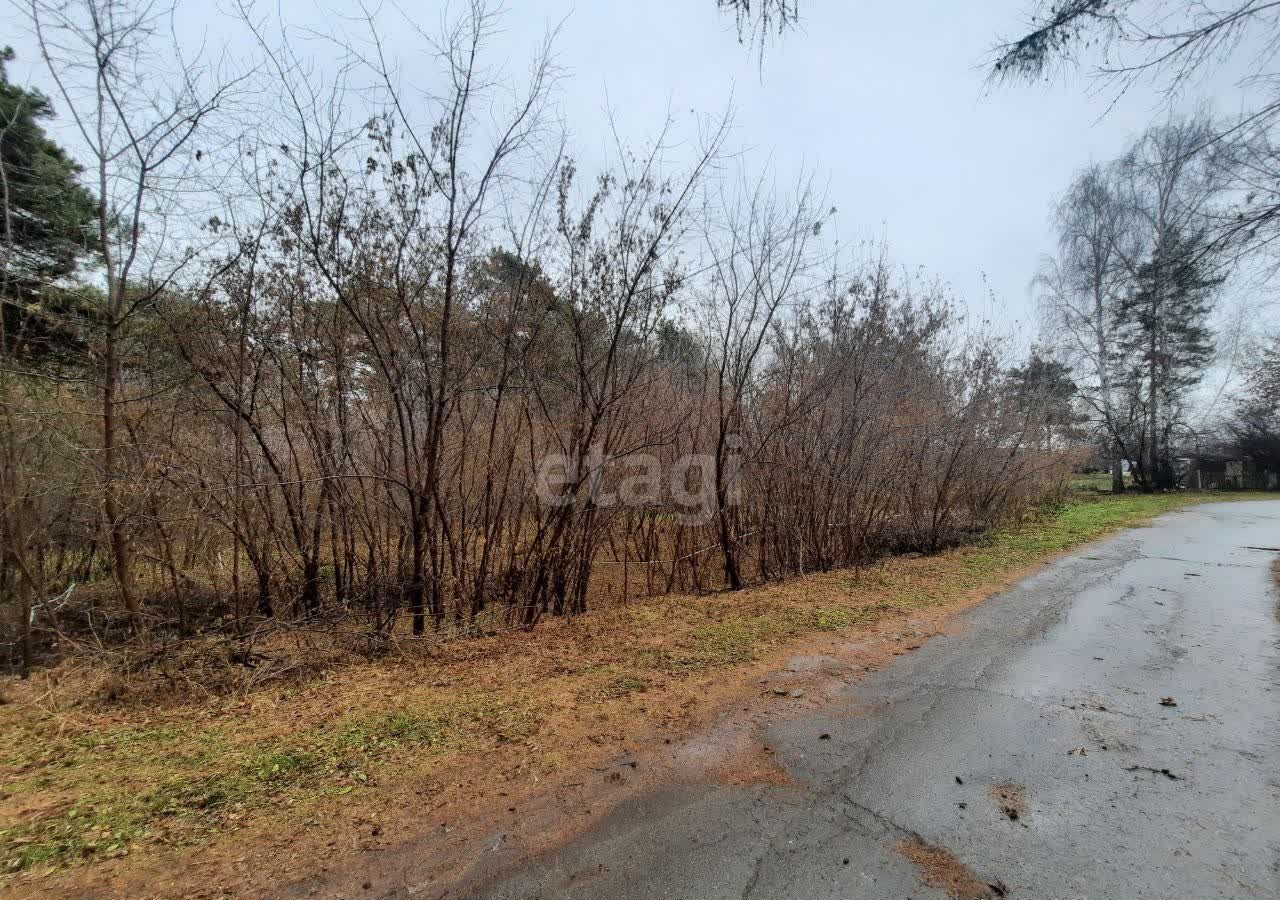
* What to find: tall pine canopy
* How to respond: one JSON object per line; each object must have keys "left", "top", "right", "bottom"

{"left": 1118, "top": 228, "right": 1219, "bottom": 401}
{"left": 0, "top": 47, "right": 99, "bottom": 358}
{"left": 1116, "top": 227, "right": 1221, "bottom": 488}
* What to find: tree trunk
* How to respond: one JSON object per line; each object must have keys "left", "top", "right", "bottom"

{"left": 15, "top": 568, "right": 32, "bottom": 680}
{"left": 716, "top": 498, "right": 742, "bottom": 591}
{"left": 714, "top": 422, "right": 742, "bottom": 590}
{"left": 409, "top": 500, "right": 426, "bottom": 636}
{"left": 1110, "top": 456, "right": 1125, "bottom": 494}
{"left": 102, "top": 321, "right": 140, "bottom": 625}
{"left": 1141, "top": 306, "right": 1159, "bottom": 494}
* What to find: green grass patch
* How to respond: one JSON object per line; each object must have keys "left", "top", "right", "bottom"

{"left": 685, "top": 617, "right": 779, "bottom": 665}
{"left": 804, "top": 602, "right": 897, "bottom": 630}
{"left": 0, "top": 723, "right": 188, "bottom": 776}
{"left": 0, "top": 695, "right": 538, "bottom": 875}
{"left": 577, "top": 673, "right": 652, "bottom": 701}
{"left": 1068, "top": 472, "right": 1115, "bottom": 492}
{"left": 1, "top": 800, "right": 146, "bottom": 874}
{"left": 653, "top": 601, "right": 898, "bottom": 672}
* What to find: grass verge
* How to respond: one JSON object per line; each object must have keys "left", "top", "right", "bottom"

{"left": 0, "top": 490, "right": 1262, "bottom": 890}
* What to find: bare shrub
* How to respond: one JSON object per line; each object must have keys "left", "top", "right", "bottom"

{"left": 0, "top": 0, "right": 1078, "bottom": 691}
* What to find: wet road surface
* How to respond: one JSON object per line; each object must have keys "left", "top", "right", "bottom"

{"left": 452, "top": 501, "right": 1280, "bottom": 899}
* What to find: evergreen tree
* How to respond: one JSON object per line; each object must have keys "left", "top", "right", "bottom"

{"left": 1007, "top": 352, "right": 1082, "bottom": 451}
{"left": 1117, "top": 228, "right": 1220, "bottom": 489}
{"left": 1226, "top": 333, "right": 1280, "bottom": 478}
{"left": 0, "top": 47, "right": 99, "bottom": 358}
{"left": 1243, "top": 333, "right": 1280, "bottom": 410}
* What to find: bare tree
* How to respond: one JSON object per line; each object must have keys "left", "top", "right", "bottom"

{"left": 1038, "top": 162, "right": 1137, "bottom": 492}
{"left": 700, "top": 171, "right": 828, "bottom": 588}
{"left": 992, "top": 1, "right": 1280, "bottom": 264}
{"left": 29, "top": 0, "right": 244, "bottom": 627}
{"left": 1039, "top": 116, "right": 1233, "bottom": 491}
{"left": 1116, "top": 117, "right": 1230, "bottom": 488}
{"left": 0, "top": 2, "right": 1085, "bottom": 683}
{"left": 718, "top": 0, "right": 800, "bottom": 51}
{"left": 992, "top": 1, "right": 1280, "bottom": 89}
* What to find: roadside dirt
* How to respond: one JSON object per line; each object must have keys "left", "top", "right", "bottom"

{"left": 27, "top": 604, "right": 962, "bottom": 900}
{"left": 896, "top": 837, "right": 1007, "bottom": 899}
{"left": 2, "top": 513, "right": 1157, "bottom": 900}
{"left": 269, "top": 621, "right": 928, "bottom": 900}
{"left": 989, "top": 781, "right": 1028, "bottom": 822}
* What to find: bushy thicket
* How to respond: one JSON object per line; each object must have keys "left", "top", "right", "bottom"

{"left": 0, "top": 2, "right": 1075, "bottom": 676}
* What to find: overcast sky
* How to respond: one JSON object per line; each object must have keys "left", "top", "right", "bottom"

{"left": 5, "top": 0, "right": 1255, "bottom": 344}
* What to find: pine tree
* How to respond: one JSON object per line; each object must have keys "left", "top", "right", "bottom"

{"left": 1117, "top": 227, "right": 1220, "bottom": 489}
{"left": 0, "top": 47, "right": 99, "bottom": 358}
{"left": 1007, "top": 352, "right": 1081, "bottom": 451}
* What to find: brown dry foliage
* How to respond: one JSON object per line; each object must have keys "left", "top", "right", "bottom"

{"left": 0, "top": 1, "right": 1078, "bottom": 683}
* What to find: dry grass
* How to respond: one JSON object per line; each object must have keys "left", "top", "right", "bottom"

{"left": 0, "top": 491, "right": 1259, "bottom": 897}
{"left": 897, "top": 836, "right": 1006, "bottom": 899}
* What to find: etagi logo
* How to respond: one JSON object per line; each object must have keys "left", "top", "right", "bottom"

{"left": 534, "top": 439, "right": 743, "bottom": 523}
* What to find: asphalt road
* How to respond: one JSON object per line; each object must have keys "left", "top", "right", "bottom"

{"left": 457, "top": 501, "right": 1280, "bottom": 900}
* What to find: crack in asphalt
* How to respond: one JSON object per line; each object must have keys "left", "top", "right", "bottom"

{"left": 1138, "top": 554, "right": 1265, "bottom": 570}
{"left": 739, "top": 851, "right": 766, "bottom": 900}
{"left": 859, "top": 680, "right": 1146, "bottom": 723}
{"left": 838, "top": 794, "right": 924, "bottom": 842}
{"left": 877, "top": 681, "right": 1054, "bottom": 709}
{"left": 833, "top": 685, "right": 950, "bottom": 790}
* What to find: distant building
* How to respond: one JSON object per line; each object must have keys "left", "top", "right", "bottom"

{"left": 1175, "top": 454, "right": 1278, "bottom": 491}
